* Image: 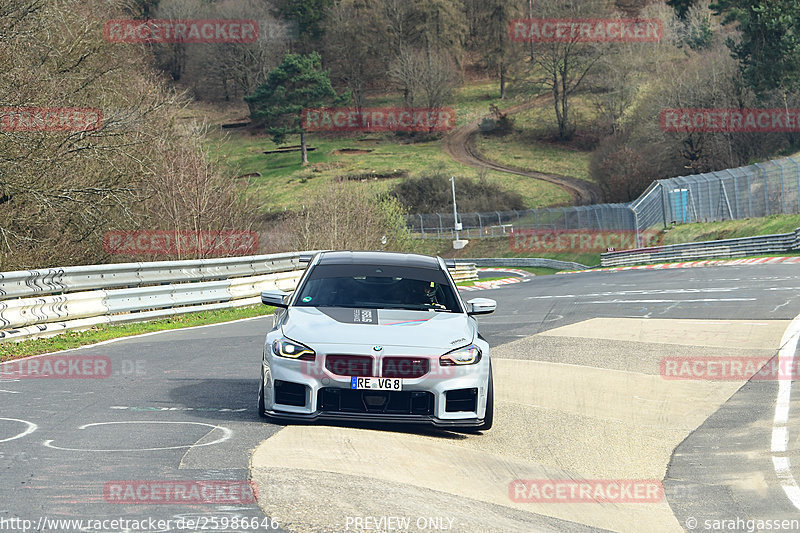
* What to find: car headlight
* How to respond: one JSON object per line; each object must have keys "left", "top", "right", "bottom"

{"left": 272, "top": 338, "right": 316, "bottom": 361}
{"left": 440, "top": 344, "right": 482, "bottom": 366}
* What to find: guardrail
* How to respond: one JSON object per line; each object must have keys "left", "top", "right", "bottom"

{"left": 0, "top": 252, "right": 307, "bottom": 299}
{"left": 449, "top": 263, "right": 479, "bottom": 282}
{"left": 601, "top": 228, "right": 800, "bottom": 267}
{"left": 0, "top": 253, "right": 480, "bottom": 343}
{"left": 0, "top": 253, "right": 310, "bottom": 343}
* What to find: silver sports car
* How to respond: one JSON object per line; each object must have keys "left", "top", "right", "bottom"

{"left": 258, "top": 251, "right": 496, "bottom": 431}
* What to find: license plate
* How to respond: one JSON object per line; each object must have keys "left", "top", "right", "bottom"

{"left": 350, "top": 377, "right": 402, "bottom": 391}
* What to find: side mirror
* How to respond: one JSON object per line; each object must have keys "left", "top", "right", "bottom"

{"left": 261, "top": 289, "right": 289, "bottom": 308}
{"left": 466, "top": 298, "right": 496, "bottom": 316}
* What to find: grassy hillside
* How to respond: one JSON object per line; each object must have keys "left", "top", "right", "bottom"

{"left": 471, "top": 97, "right": 596, "bottom": 182}
{"left": 662, "top": 214, "right": 800, "bottom": 245}
{"left": 202, "top": 81, "right": 576, "bottom": 212}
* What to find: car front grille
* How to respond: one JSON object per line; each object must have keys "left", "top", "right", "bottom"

{"left": 317, "top": 388, "right": 434, "bottom": 416}
{"left": 324, "top": 355, "right": 431, "bottom": 378}
{"left": 325, "top": 355, "right": 374, "bottom": 377}
{"left": 381, "top": 357, "right": 429, "bottom": 378}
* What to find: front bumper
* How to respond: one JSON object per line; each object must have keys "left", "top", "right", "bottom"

{"left": 262, "top": 409, "right": 484, "bottom": 428}
{"left": 261, "top": 348, "right": 490, "bottom": 426}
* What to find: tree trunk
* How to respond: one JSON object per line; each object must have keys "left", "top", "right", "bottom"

{"left": 500, "top": 63, "right": 506, "bottom": 99}
{"left": 301, "top": 131, "right": 308, "bottom": 165}
{"left": 528, "top": 0, "right": 535, "bottom": 60}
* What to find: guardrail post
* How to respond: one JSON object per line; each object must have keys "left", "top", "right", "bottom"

{"left": 790, "top": 157, "right": 800, "bottom": 213}
{"left": 776, "top": 162, "right": 786, "bottom": 214}
{"left": 755, "top": 163, "right": 769, "bottom": 216}
{"left": 725, "top": 170, "right": 739, "bottom": 219}
{"left": 660, "top": 182, "right": 668, "bottom": 228}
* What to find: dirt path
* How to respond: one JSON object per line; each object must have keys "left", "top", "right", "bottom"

{"left": 444, "top": 96, "right": 604, "bottom": 205}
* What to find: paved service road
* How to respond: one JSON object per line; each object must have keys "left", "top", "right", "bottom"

{"left": 2, "top": 263, "right": 800, "bottom": 532}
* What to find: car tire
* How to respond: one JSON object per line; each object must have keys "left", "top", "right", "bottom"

{"left": 258, "top": 366, "right": 268, "bottom": 419}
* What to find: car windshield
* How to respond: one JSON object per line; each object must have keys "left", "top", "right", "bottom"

{"left": 294, "top": 264, "right": 461, "bottom": 313}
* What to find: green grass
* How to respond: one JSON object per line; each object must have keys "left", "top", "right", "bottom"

{"left": 211, "top": 129, "right": 570, "bottom": 210}
{"left": 456, "top": 276, "right": 508, "bottom": 286}
{"left": 449, "top": 80, "right": 534, "bottom": 127}
{"left": 411, "top": 237, "right": 602, "bottom": 267}
{"left": 0, "top": 305, "right": 275, "bottom": 361}
{"left": 513, "top": 267, "right": 560, "bottom": 276}
{"left": 473, "top": 133, "right": 593, "bottom": 181}
{"left": 201, "top": 80, "right": 576, "bottom": 212}
{"left": 662, "top": 214, "right": 800, "bottom": 245}
{"left": 470, "top": 96, "right": 596, "bottom": 182}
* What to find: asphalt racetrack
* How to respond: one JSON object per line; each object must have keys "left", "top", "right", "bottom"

{"left": 2, "top": 263, "right": 800, "bottom": 532}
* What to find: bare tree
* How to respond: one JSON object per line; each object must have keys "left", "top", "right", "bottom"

{"left": 528, "top": 0, "right": 611, "bottom": 139}
{"left": 195, "top": 0, "right": 291, "bottom": 101}
{"left": 0, "top": 0, "right": 255, "bottom": 269}
{"left": 390, "top": 46, "right": 459, "bottom": 115}
{"left": 289, "top": 181, "right": 412, "bottom": 252}
{"left": 322, "top": 0, "right": 386, "bottom": 109}
{"left": 473, "top": 0, "right": 524, "bottom": 98}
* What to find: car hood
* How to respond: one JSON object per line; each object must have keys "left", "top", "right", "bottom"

{"left": 281, "top": 307, "right": 475, "bottom": 350}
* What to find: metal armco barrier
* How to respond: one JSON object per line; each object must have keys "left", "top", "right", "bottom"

{"left": 601, "top": 228, "right": 800, "bottom": 267}
{"left": 0, "top": 252, "right": 308, "bottom": 342}
{"left": 449, "top": 263, "right": 479, "bottom": 282}
{"left": 0, "top": 252, "right": 305, "bottom": 299}
{"left": 0, "top": 253, "right": 480, "bottom": 343}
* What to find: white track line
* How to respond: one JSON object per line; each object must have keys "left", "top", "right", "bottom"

{"left": 772, "top": 313, "right": 800, "bottom": 509}
{"left": 0, "top": 418, "right": 37, "bottom": 443}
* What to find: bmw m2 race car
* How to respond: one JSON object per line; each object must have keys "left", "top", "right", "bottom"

{"left": 257, "top": 251, "right": 496, "bottom": 431}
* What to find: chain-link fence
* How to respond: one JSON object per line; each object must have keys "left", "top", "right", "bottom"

{"left": 407, "top": 204, "right": 636, "bottom": 239}
{"left": 407, "top": 156, "right": 800, "bottom": 245}
{"left": 634, "top": 156, "right": 800, "bottom": 231}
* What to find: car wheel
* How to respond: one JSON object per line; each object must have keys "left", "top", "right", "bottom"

{"left": 258, "top": 366, "right": 268, "bottom": 419}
